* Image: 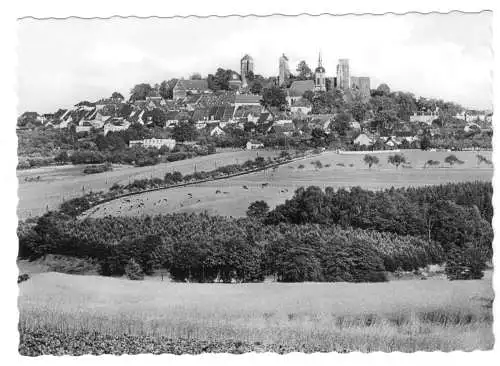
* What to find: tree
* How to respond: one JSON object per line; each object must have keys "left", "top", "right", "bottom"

{"left": 125, "top": 258, "right": 144, "bottom": 280}
{"left": 250, "top": 80, "right": 263, "bottom": 95}
{"left": 445, "top": 244, "right": 487, "bottom": 280}
{"left": 387, "top": 154, "right": 406, "bottom": 168}
{"left": 130, "top": 83, "right": 153, "bottom": 101}
{"left": 190, "top": 72, "right": 202, "bottom": 80}
{"left": 444, "top": 154, "right": 464, "bottom": 166}
{"left": 158, "top": 79, "right": 178, "bottom": 100}
{"left": 363, "top": 154, "right": 379, "bottom": 169}
{"left": 54, "top": 151, "right": 69, "bottom": 164}
{"left": 173, "top": 121, "right": 198, "bottom": 142}
{"left": 207, "top": 68, "right": 235, "bottom": 91}
{"left": 424, "top": 159, "right": 440, "bottom": 168}
{"left": 332, "top": 112, "right": 351, "bottom": 136}
{"left": 374, "top": 83, "right": 391, "bottom": 96}
{"left": 261, "top": 86, "right": 288, "bottom": 111}
{"left": 296, "top": 60, "right": 313, "bottom": 80}
{"left": 111, "top": 92, "right": 124, "bottom": 100}
{"left": 142, "top": 108, "right": 167, "bottom": 127}
{"left": 246, "top": 200, "right": 270, "bottom": 220}
{"left": 420, "top": 134, "right": 432, "bottom": 150}
{"left": 350, "top": 101, "right": 369, "bottom": 122}
{"left": 477, "top": 154, "right": 492, "bottom": 166}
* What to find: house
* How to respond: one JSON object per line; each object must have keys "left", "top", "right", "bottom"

{"left": 103, "top": 118, "right": 130, "bottom": 135}
{"left": 464, "top": 122, "right": 481, "bottom": 133}
{"left": 257, "top": 113, "right": 272, "bottom": 124}
{"left": 129, "top": 138, "right": 176, "bottom": 150}
{"left": 353, "top": 133, "right": 373, "bottom": 146}
{"left": 210, "top": 125, "right": 226, "bottom": 137}
{"left": 350, "top": 121, "right": 361, "bottom": 130}
{"left": 234, "top": 94, "right": 262, "bottom": 108}
{"left": 173, "top": 79, "right": 210, "bottom": 100}
{"left": 246, "top": 140, "right": 264, "bottom": 150}
{"left": 410, "top": 111, "right": 439, "bottom": 125}
{"left": 268, "top": 121, "right": 295, "bottom": 136}
{"left": 290, "top": 98, "right": 312, "bottom": 114}
{"left": 287, "top": 80, "right": 314, "bottom": 105}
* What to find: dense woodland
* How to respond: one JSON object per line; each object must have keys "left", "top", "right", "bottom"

{"left": 18, "top": 181, "right": 492, "bottom": 283}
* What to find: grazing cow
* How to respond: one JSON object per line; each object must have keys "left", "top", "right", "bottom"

{"left": 242, "top": 185, "right": 248, "bottom": 190}
{"left": 223, "top": 191, "right": 229, "bottom": 194}
{"left": 215, "top": 190, "right": 221, "bottom": 194}
{"left": 261, "top": 183, "right": 269, "bottom": 188}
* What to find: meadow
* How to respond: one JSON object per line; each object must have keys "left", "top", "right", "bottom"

{"left": 16, "top": 149, "right": 277, "bottom": 219}
{"left": 86, "top": 149, "right": 493, "bottom": 218}
{"left": 18, "top": 271, "right": 494, "bottom": 354}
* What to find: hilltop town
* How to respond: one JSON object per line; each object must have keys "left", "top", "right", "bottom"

{"left": 17, "top": 53, "right": 492, "bottom": 169}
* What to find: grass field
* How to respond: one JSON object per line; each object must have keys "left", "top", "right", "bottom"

{"left": 16, "top": 149, "right": 278, "bottom": 219}
{"left": 18, "top": 271, "right": 494, "bottom": 353}
{"left": 86, "top": 150, "right": 493, "bottom": 218}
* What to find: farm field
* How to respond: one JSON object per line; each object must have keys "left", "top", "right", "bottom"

{"left": 16, "top": 149, "right": 278, "bottom": 219}
{"left": 18, "top": 271, "right": 494, "bottom": 354}
{"left": 86, "top": 150, "right": 493, "bottom": 218}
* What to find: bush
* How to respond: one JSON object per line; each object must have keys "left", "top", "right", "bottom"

{"left": 445, "top": 244, "right": 487, "bottom": 280}
{"left": 18, "top": 274, "right": 30, "bottom": 284}
{"left": 125, "top": 258, "right": 144, "bottom": 280}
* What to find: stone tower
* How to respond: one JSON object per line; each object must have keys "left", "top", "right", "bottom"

{"left": 314, "top": 52, "right": 326, "bottom": 92}
{"left": 278, "top": 54, "right": 290, "bottom": 87}
{"left": 240, "top": 54, "right": 254, "bottom": 88}
{"left": 336, "top": 59, "right": 350, "bottom": 91}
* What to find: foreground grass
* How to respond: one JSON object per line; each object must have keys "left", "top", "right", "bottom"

{"left": 18, "top": 272, "right": 494, "bottom": 354}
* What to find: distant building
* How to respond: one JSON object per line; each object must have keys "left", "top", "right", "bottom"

{"left": 336, "top": 59, "right": 350, "bottom": 91}
{"left": 278, "top": 54, "right": 290, "bottom": 87}
{"left": 103, "top": 118, "right": 130, "bottom": 135}
{"left": 173, "top": 79, "right": 210, "bottom": 100}
{"left": 240, "top": 54, "right": 254, "bottom": 88}
{"left": 246, "top": 140, "right": 264, "bottom": 150}
{"left": 210, "top": 125, "right": 226, "bottom": 136}
{"left": 287, "top": 80, "right": 314, "bottom": 105}
{"left": 354, "top": 133, "right": 373, "bottom": 146}
{"left": 129, "top": 138, "right": 176, "bottom": 150}
{"left": 228, "top": 72, "right": 243, "bottom": 90}
{"left": 351, "top": 76, "right": 371, "bottom": 101}
{"left": 410, "top": 111, "right": 439, "bottom": 125}
{"left": 314, "top": 52, "right": 326, "bottom": 92}
{"left": 234, "top": 94, "right": 262, "bottom": 107}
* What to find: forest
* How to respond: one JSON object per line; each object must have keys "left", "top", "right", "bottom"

{"left": 18, "top": 181, "right": 492, "bottom": 283}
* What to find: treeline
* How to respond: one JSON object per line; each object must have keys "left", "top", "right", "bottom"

{"left": 18, "top": 213, "right": 442, "bottom": 283}
{"left": 266, "top": 182, "right": 493, "bottom": 258}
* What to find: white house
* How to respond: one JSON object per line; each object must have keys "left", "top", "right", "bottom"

{"left": 104, "top": 119, "right": 131, "bottom": 136}
{"left": 246, "top": 140, "right": 264, "bottom": 150}
{"left": 210, "top": 126, "right": 226, "bottom": 136}
{"left": 129, "top": 138, "right": 176, "bottom": 150}
{"left": 353, "top": 133, "right": 373, "bottom": 146}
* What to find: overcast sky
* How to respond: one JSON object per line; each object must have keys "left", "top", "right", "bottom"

{"left": 17, "top": 12, "right": 492, "bottom": 113}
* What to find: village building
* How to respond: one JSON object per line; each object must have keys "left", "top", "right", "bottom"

{"left": 246, "top": 140, "right": 264, "bottom": 150}
{"left": 209, "top": 125, "right": 226, "bottom": 136}
{"left": 410, "top": 110, "right": 439, "bottom": 125}
{"left": 103, "top": 118, "right": 131, "bottom": 136}
{"left": 129, "top": 138, "right": 176, "bottom": 150}
{"left": 314, "top": 53, "right": 327, "bottom": 92}
{"left": 173, "top": 79, "right": 211, "bottom": 100}
{"left": 287, "top": 80, "right": 314, "bottom": 105}
{"left": 353, "top": 133, "right": 373, "bottom": 146}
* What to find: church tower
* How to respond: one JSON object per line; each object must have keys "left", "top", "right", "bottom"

{"left": 314, "top": 52, "right": 326, "bottom": 92}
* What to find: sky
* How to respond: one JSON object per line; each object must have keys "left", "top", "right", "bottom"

{"left": 17, "top": 12, "right": 492, "bottom": 113}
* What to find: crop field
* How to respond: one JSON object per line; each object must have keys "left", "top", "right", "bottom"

{"left": 16, "top": 149, "right": 277, "bottom": 219}
{"left": 86, "top": 150, "right": 493, "bottom": 218}
{"left": 18, "top": 271, "right": 494, "bottom": 354}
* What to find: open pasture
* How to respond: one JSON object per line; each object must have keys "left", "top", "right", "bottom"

{"left": 17, "top": 149, "right": 277, "bottom": 219}
{"left": 86, "top": 150, "right": 493, "bottom": 218}
{"left": 19, "top": 271, "right": 493, "bottom": 352}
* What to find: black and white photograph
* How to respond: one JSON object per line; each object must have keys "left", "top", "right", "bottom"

{"left": 9, "top": 2, "right": 496, "bottom": 358}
